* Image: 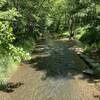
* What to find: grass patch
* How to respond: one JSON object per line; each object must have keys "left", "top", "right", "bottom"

{"left": 57, "top": 31, "right": 70, "bottom": 38}
{"left": 62, "top": 31, "right": 70, "bottom": 36}
{"left": 0, "top": 37, "right": 35, "bottom": 83}
{"left": 0, "top": 55, "right": 18, "bottom": 82}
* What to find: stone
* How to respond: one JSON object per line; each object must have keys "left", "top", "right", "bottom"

{"left": 80, "top": 54, "right": 88, "bottom": 59}
{"left": 90, "top": 63, "right": 100, "bottom": 68}
{"left": 85, "top": 58, "right": 95, "bottom": 63}
{"left": 83, "top": 69, "right": 94, "bottom": 75}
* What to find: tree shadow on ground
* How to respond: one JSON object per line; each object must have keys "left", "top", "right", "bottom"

{"left": 0, "top": 82, "right": 24, "bottom": 93}
{"left": 29, "top": 39, "right": 98, "bottom": 83}
{"left": 29, "top": 51, "right": 82, "bottom": 80}
{"left": 29, "top": 53, "right": 99, "bottom": 84}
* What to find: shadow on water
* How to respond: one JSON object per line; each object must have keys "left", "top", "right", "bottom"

{"left": 0, "top": 82, "right": 24, "bottom": 93}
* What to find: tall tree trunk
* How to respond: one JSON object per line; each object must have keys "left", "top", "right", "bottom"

{"left": 55, "top": 15, "right": 62, "bottom": 33}
{"left": 64, "top": 11, "right": 67, "bottom": 30}
{"left": 69, "top": 15, "right": 74, "bottom": 39}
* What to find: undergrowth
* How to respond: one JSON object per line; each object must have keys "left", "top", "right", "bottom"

{"left": 0, "top": 37, "right": 35, "bottom": 83}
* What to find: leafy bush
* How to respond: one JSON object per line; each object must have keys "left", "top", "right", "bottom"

{"left": 84, "top": 45, "right": 92, "bottom": 55}
{"left": 0, "top": 21, "right": 31, "bottom": 62}
{"left": 0, "top": 0, "right": 31, "bottom": 82}
{"left": 75, "top": 24, "right": 100, "bottom": 45}
{"left": 0, "top": 55, "right": 18, "bottom": 82}
{"left": 16, "top": 37, "right": 35, "bottom": 53}
{"left": 8, "top": 44, "right": 31, "bottom": 62}
{"left": 94, "top": 67, "right": 100, "bottom": 77}
{"left": 62, "top": 31, "right": 70, "bottom": 37}
{"left": 75, "top": 26, "right": 89, "bottom": 40}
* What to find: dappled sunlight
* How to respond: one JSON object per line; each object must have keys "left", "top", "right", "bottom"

{"left": 0, "top": 0, "right": 100, "bottom": 99}
{"left": 69, "top": 46, "right": 84, "bottom": 54}
{"left": 29, "top": 39, "right": 87, "bottom": 80}
{"left": 0, "top": 38, "right": 99, "bottom": 100}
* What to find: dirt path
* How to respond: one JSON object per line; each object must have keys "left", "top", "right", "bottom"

{"left": 0, "top": 38, "right": 100, "bottom": 100}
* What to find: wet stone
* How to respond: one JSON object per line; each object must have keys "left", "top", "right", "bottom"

{"left": 80, "top": 54, "right": 88, "bottom": 59}
{"left": 85, "top": 58, "right": 95, "bottom": 63}
{"left": 83, "top": 69, "right": 94, "bottom": 75}
{"left": 90, "top": 63, "right": 100, "bottom": 68}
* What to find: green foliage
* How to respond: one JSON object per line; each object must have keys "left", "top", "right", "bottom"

{"left": 62, "top": 31, "right": 70, "bottom": 37}
{"left": 75, "top": 26, "right": 89, "bottom": 40}
{"left": 75, "top": 23, "right": 100, "bottom": 45}
{"left": 0, "top": 21, "right": 15, "bottom": 44}
{"left": 0, "top": 55, "right": 18, "bottom": 81}
{"left": 96, "top": 4, "right": 100, "bottom": 13}
{"left": 0, "top": 0, "right": 99, "bottom": 81}
{"left": 0, "top": 0, "right": 31, "bottom": 82}
{"left": 94, "top": 67, "right": 100, "bottom": 77}
{"left": 0, "top": 0, "right": 6, "bottom": 9}
{"left": 0, "top": 8, "right": 21, "bottom": 21}
{"left": 84, "top": 44, "right": 94, "bottom": 55}
{"left": 95, "top": 44, "right": 100, "bottom": 54}
{"left": 16, "top": 37, "right": 35, "bottom": 54}
{"left": 8, "top": 44, "right": 31, "bottom": 62}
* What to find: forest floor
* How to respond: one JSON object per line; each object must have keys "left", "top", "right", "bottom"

{"left": 0, "top": 38, "right": 100, "bottom": 100}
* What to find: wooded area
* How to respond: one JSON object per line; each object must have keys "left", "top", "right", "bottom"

{"left": 0, "top": 0, "right": 100, "bottom": 81}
